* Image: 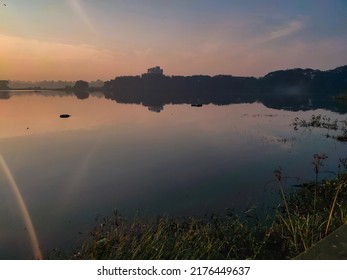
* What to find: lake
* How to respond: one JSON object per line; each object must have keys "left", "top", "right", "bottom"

{"left": 0, "top": 90, "right": 346, "bottom": 259}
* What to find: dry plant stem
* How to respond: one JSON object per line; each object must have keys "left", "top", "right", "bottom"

{"left": 314, "top": 181, "right": 317, "bottom": 213}
{"left": 276, "top": 178, "right": 295, "bottom": 236}
{"left": 325, "top": 182, "right": 343, "bottom": 236}
{"left": 252, "top": 220, "right": 275, "bottom": 259}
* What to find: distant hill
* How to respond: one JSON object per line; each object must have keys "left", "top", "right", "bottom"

{"left": 260, "top": 65, "right": 347, "bottom": 95}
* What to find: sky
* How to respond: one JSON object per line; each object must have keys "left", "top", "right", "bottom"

{"left": 0, "top": 0, "right": 347, "bottom": 81}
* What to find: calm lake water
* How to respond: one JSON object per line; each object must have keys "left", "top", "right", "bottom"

{"left": 0, "top": 90, "right": 346, "bottom": 259}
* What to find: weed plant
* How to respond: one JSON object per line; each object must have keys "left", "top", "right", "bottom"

{"left": 50, "top": 156, "right": 347, "bottom": 260}
{"left": 55, "top": 212, "right": 269, "bottom": 260}
{"left": 50, "top": 115, "right": 347, "bottom": 259}
{"left": 48, "top": 147, "right": 347, "bottom": 260}
{"left": 270, "top": 158, "right": 347, "bottom": 258}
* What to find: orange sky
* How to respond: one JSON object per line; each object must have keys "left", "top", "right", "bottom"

{"left": 1, "top": 0, "right": 347, "bottom": 81}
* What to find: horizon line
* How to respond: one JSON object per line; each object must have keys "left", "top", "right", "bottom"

{"left": 2, "top": 63, "right": 346, "bottom": 83}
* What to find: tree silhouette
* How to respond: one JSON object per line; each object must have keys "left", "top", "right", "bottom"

{"left": 73, "top": 80, "right": 89, "bottom": 92}
{"left": 0, "top": 80, "right": 9, "bottom": 90}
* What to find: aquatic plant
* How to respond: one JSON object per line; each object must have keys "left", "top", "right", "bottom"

{"left": 292, "top": 114, "right": 347, "bottom": 142}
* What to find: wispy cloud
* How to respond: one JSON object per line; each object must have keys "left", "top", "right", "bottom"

{"left": 262, "top": 20, "right": 303, "bottom": 42}
{"left": 133, "top": 48, "right": 153, "bottom": 58}
{"left": 67, "top": 0, "right": 97, "bottom": 34}
{"left": 0, "top": 34, "right": 124, "bottom": 80}
{"left": 199, "top": 40, "right": 224, "bottom": 55}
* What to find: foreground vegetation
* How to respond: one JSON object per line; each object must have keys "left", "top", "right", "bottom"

{"left": 49, "top": 155, "right": 347, "bottom": 260}
{"left": 49, "top": 115, "right": 347, "bottom": 260}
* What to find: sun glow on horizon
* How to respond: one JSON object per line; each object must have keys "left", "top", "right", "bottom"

{"left": 0, "top": 1, "right": 346, "bottom": 80}
{"left": 0, "top": 34, "right": 126, "bottom": 81}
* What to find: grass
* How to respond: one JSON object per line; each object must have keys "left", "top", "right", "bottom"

{"left": 49, "top": 155, "right": 347, "bottom": 260}
{"left": 74, "top": 213, "right": 266, "bottom": 259}
{"left": 271, "top": 171, "right": 347, "bottom": 257}
{"left": 52, "top": 211, "right": 269, "bottom": 260}
{"left": 50, "top": 115, "right": 347, "bottom": 260}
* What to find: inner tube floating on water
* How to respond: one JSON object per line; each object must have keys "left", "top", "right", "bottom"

{"left": 60, "top": 114, "right": 71, "bottom": 119}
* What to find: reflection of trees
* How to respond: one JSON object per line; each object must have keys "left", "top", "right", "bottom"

{"left": 74, "top": 90, "right": 90, "bottom": 100}
{"left": 1, "top": 66, "right": 346, "bottom": 114}
{"left": 73, "top": 80, "right": 90, "bottom": 99}
{"left": 103, "top": 66, "right": 347, "bottom": 113}
{"left": 0, "top": 91, "right": 10, "bottom": 99}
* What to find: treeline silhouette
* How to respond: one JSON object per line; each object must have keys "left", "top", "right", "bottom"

{"left": 2, "top": 66, "right": 347, "bottom": 113}
{"left": 103, "top": 65, "right": 347, "bottom": 113}
{"left": 7, "top": 79, "right": 104, "bottom": 90}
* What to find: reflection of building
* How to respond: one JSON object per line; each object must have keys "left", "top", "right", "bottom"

{"left": 146, "top": 66, "right": 164, "bottom": 75}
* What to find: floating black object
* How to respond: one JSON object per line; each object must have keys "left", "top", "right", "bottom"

{"left": 60, "top": 114, "right": 71, "bottom": 118}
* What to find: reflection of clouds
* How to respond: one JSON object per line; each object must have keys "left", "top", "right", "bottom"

{"left": 0, "top": 93, "right": 125, "bottom": 139}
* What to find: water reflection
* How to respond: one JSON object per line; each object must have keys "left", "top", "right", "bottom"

{"left": 74, "top": 90, "right": 90, "bottom": 100}
{"left": 2, "top": 88, "right": 347, "bottom": 114}
{"left": 0, "top": 90, "right": 10, "bottom": 99}
{"left": 0, "top": 91, "right": 346, "bottom": 259}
